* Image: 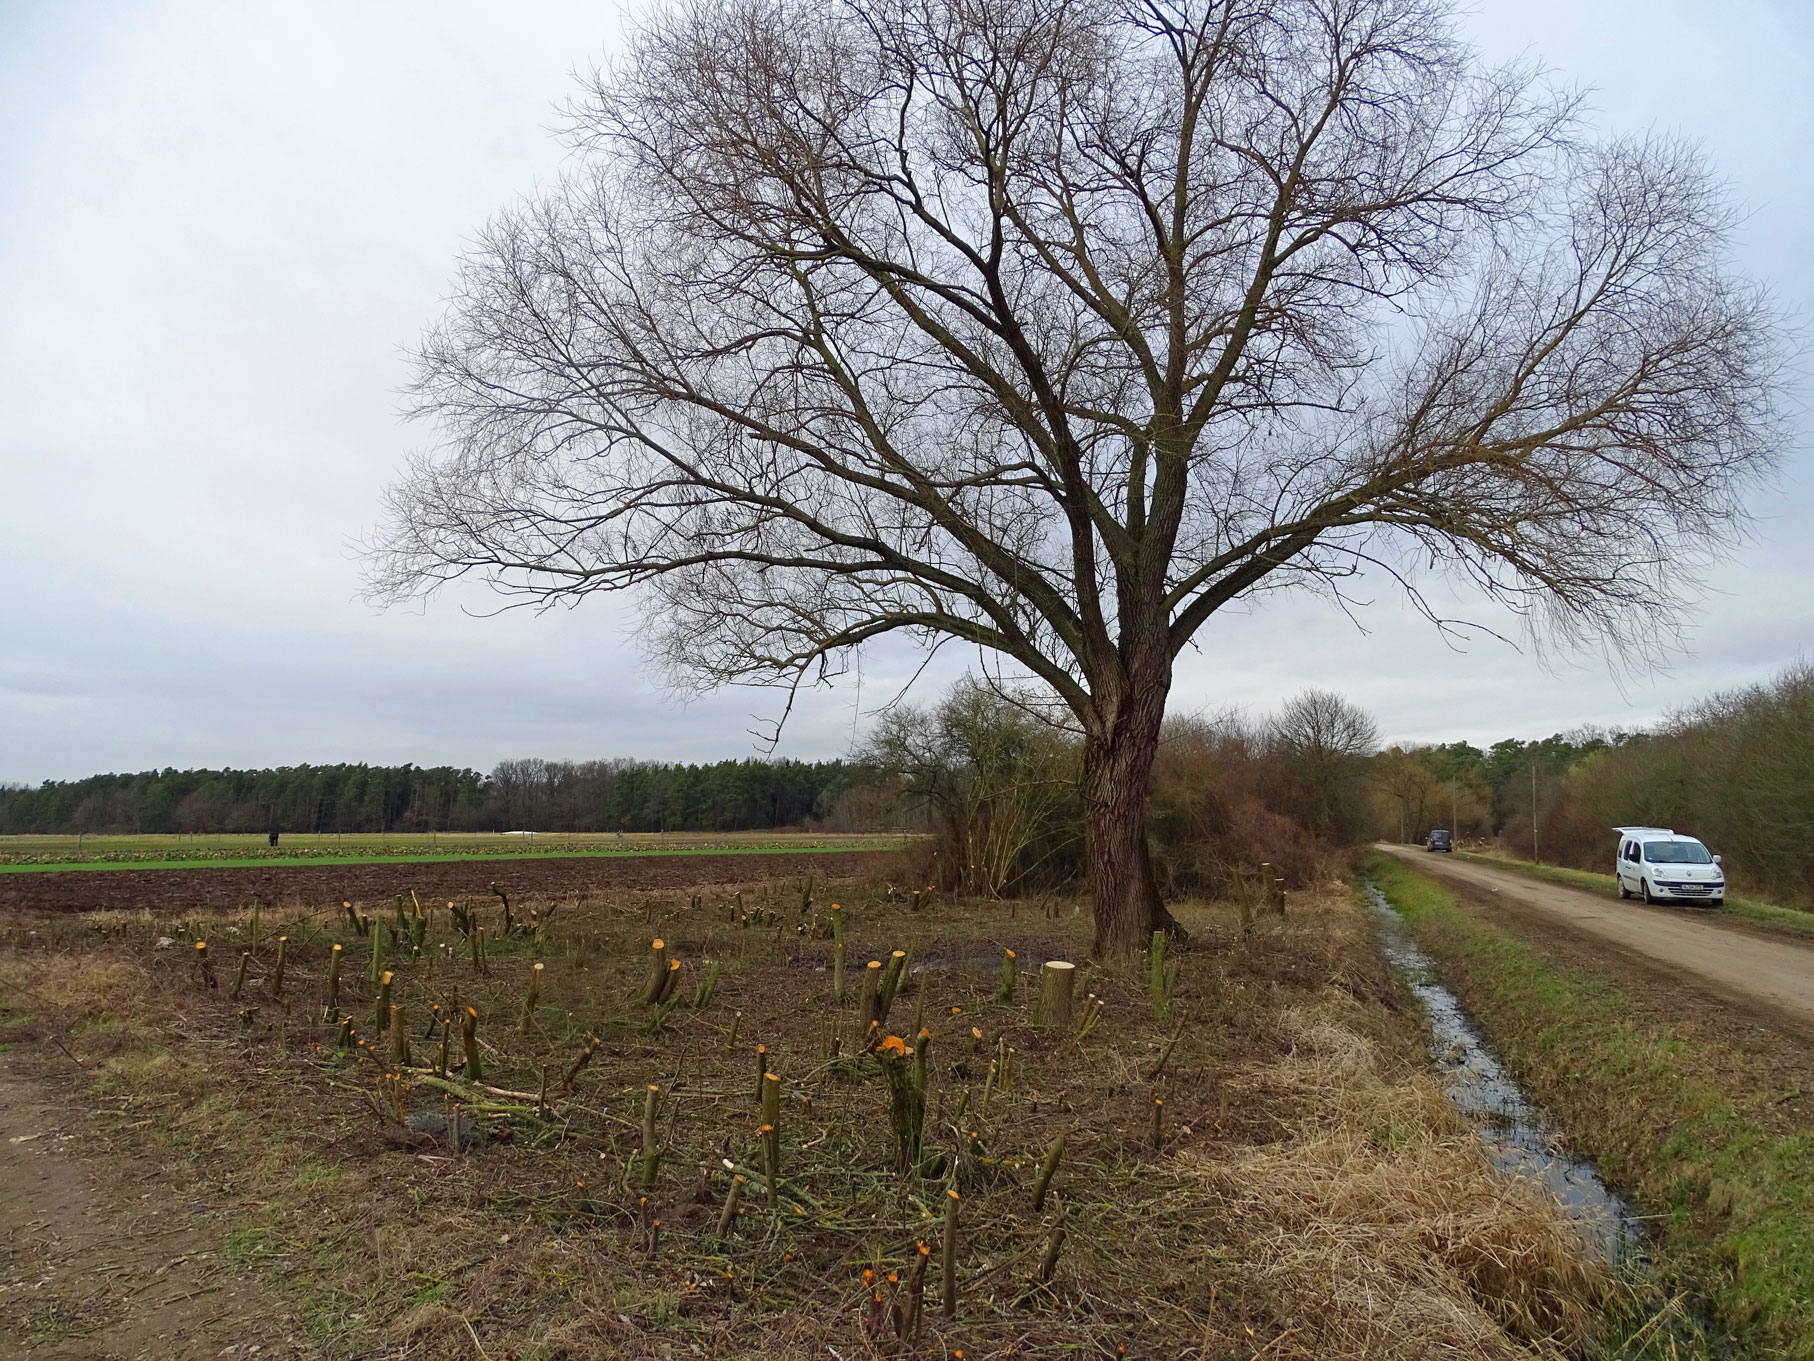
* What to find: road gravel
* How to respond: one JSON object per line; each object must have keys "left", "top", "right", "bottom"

{"left": 1375, "top": 844, "right": 1814, "bottom": 1027}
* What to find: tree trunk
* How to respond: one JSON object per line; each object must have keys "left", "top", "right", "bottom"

{"left": 1084, "top": 699, "right": 1181, "bottom": 957}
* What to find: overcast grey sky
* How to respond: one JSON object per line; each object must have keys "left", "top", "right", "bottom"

{"left": 2, "top": 0, "right": 1809, "bottom": 784}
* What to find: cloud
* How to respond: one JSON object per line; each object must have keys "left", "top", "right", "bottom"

{"left": 1, "top": 0, "right": 1808, "bottom": 783}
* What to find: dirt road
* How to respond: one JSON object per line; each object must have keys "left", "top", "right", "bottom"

{"left": 1375, "top": 844, "right": 1814, "bottom": 1028}
{"left": 0, "top": 1061, "right": 302, "bottom": 1360}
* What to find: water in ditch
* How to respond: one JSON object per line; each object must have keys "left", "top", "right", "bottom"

{"left": 1362, "top": 879, "right": 1639, "bottom": 1263}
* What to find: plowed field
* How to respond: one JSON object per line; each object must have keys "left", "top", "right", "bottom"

{"left": 0, "top": 849, "right": 892, "bottom": 915}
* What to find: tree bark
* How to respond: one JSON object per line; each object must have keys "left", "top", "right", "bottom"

{"left": 1084, "top": 687, "right": 1181, "bottom": 957}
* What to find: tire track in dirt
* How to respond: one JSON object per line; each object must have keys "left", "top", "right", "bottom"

{"left": 0, "top": 1060, "right": 304, "bottom": 1360}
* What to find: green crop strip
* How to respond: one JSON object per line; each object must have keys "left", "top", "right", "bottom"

{"left": 1367, "top": 852, "right": 1814, "bottom": 1359}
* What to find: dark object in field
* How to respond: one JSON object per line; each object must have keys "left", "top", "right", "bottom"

{"left": 642, "top": 938, "right": 679, "bottom": 1005}
{"left": 519, "top": 961, "right": 544, "bottom": 1032}
{"left": 715, "top": 1173, "right": 746, "bottom": 1237}
{"left": 829, "top": 903, "right": 847, "bottom": 1002}
{"left": 563, "top": 1036, "right": 600, "bottom": 1092}
{"left": 902, "top": 1240, "right": 930, "bottom": 1341}
{"left": 268, "top": 829, "right": 279, "bottom": 847}
{"left": 876, "top": 948, "right": 910, "bottom": 1022}
{"left": 858, "top": 959, "right": 882, "bottom": 1038}
{"left": 759, "top": 1071, "right": 781, "bottom": 1203}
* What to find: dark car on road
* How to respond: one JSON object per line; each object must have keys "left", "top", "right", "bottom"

{"left": 1424, "top": 829, "right": 1453, "bottom": 852}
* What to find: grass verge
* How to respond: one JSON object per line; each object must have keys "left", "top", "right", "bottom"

{"left": 1367, "top": 851, "right": 1814, "bottom": 1359}
{"left": 1449, "top": 849, "right": 1814, "bottom": 942}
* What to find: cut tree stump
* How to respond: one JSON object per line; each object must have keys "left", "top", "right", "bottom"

{"left": 1033, "top": 961, "right": 1076, "bottom": 1027}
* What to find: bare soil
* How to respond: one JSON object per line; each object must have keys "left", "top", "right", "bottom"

{"left": 0, "top": 1055, "right": 303, "bottom": 1360}
{"left": 0, "top": 850, "right": 890, "bottom": 915}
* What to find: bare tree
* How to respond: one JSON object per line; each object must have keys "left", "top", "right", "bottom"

{"left": 863, "top": 678, "right": 1081, "bottom": 897}
{"left": 367, "top": 0, "right": 1784, "bottom": 953}
{"left": 1267, "top": 689, "right": 1377, "bottom": 839}
{"left": 1371, "top": 744, "right": 1445, "bottom": 843}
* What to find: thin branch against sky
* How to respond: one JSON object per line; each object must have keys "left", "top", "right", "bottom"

{"left": 0, "top": 0, "right": 1808, "bottom": 783}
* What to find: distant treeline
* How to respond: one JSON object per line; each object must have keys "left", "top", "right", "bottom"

{"left": 1373, "top": 729, "right": 1643, "bottom": 847}
{"left": 0, "top": 757, "right": 864, "bottom": 835}
{"left": 1374, "top": 661, "right": 1814, "bottom": 906}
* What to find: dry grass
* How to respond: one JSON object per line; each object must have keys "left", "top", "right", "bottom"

{"left": 1373, "top": 851, "right": 1814, "bottom": 1359}
{"left": 0, "top": 953, "right": 163, "bottom": 1055}
{"left": 1182, "top": 1008, "right": 1606, "bottom": 1359}
{"left": 0, "top": 870, "right": 1616, "bottom": 1359}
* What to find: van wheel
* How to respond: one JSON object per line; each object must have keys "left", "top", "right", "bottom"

{"left": 1618, "top": 880, "right": 1630, "bottom": 900}
{"left": 1642, "top": 879, "right": 1656, "bottom": 905}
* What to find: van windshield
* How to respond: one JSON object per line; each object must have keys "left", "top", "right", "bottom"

{"left": 1644, "top": 841, "right": 1712, "bottom": 864}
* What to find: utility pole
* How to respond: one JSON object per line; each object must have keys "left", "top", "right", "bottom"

{"left": 1531, "top": 762, "right": 1540, "bottom": 863}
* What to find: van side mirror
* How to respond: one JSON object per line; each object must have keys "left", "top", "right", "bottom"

{"left": 1714, "top": 854, "right": 1722, "bottom": 866}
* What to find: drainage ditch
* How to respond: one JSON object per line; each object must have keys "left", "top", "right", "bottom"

{"left": 1362, "top": 878, "right": 1638, "bottom": 1262}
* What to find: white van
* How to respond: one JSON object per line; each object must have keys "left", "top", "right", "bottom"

{"left": 1612, "top": 827, "right": 1725, "bottom": 906}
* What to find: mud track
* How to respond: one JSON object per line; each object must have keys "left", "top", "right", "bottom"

{"left": 0, "top": 1057, "right": 303, "bottom": 1360}
{"left": 0, "top": 850, "right": 893, "bottom": 915}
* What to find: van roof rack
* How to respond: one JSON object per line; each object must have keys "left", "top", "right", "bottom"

{"left": 1612, "top": 826, "right": 1675, "bottom": 835}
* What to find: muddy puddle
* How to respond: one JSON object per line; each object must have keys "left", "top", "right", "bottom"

{"left": 1363, "top": 880, "right": 1638, "bottom": 1262}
